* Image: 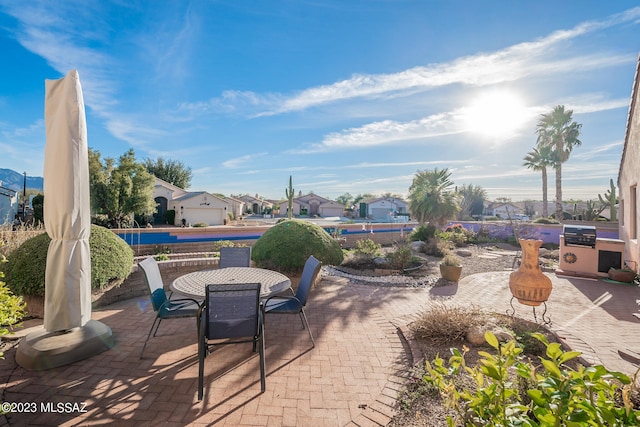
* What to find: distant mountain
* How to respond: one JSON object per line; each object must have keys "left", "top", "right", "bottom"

{"left": 0, "top": 168, "right": 44, "bottom": 192}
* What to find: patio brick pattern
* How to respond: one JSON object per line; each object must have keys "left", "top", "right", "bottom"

{"left": 1, "top": 269, "right": 639, "bottom": 426}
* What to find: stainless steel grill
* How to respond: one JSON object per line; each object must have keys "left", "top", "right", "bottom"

{"left": 563, "top": 225, "right": 596, "bottom": 248}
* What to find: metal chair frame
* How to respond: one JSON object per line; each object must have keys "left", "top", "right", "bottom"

{"left": 139, "top": 257, "right": 200, "bottom": 358}
{"left": 197, "top": 282, "right": 265, "bottom": 400}
{"left": 262, "top": 255, "right": 321, "bottom": 347}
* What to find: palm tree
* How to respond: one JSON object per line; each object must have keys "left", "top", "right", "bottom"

{"left": 408, "top": 168, "right": 459, "bottom": 226}
{"left": 523, "top": 145, "right": 555, "bottom": 218}
{"left": 536, "top": 105, "right": 582, "bottom": 221}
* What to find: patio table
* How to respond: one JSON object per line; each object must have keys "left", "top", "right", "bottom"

{"left": 170, "top": 267, "right": 291, "bottom": 299}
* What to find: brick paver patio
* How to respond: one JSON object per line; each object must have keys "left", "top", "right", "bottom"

{"left": 1, "top": 267, "right": 639, "bottom": 426}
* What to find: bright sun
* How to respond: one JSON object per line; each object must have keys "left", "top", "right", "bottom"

{"left": 463, "top": 90, "right": 529, "bottom": 139}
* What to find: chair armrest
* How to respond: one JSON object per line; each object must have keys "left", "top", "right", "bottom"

{"left": 263, "top": 294, "right": 302, "bottom": 306}
{"left": 161, "top": 297, "right": 200, "bottom": 312}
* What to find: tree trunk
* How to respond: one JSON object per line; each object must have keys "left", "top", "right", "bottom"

{"left": 555, "top": 163, "right": 563, "bottom": 221}
{"left": 541, "top": 167, "right": 548, "bottom": 217}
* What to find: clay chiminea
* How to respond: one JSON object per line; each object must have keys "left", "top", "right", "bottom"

{"left": 509, "top": 239, "right": 552, "bottom": 306}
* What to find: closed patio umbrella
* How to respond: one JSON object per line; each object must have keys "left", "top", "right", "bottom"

{"left": 16, "top": 70, "right": 112, "bottom": 370}
{"left": 43, "top": 69, "right": 92, "bottom": 332}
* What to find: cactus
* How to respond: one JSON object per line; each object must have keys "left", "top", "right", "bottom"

{"left": 598, "top": 179, "right": 617, "bottom": 222}
{"left": 285, "top": 175, "right": 294, "bottom": 219}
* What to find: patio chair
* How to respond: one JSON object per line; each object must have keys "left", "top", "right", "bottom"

{"left": 262, "top": 255, "right": 321, "bottom": 347}
{"left": 198, "top": 282, "right": 265, "bottom": 400}
{"left": 139, "top": 257, "right": 200, "bottom": 358}
{"left": 219, "top": 246, "right": 251, "bottom": 268}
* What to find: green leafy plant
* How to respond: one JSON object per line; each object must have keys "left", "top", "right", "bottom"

{"left": 192, "top": 222, "right": 208, "bottom": 227}
{"left": 252, "top": 219, "right": 343, "bottom": 273}
{"left": 423, "top": 331, "right": 640, "bottom": 426}
{"left": 410, "top": 224, "right": 437, "bottom": 242}
{"left": 354, "top": 238, "right": 381, "bottom": 257}
{"left": 212, "top": 240, "right": 237, "bottom": 252}
{"left": 4, "top": 225, "right": 134, "bottom": 296}
{"left": 0, "top": 249, "right": 26, "bottom": 361}
{"left": 386, "top": 241, "right": 413, "bottom": 270}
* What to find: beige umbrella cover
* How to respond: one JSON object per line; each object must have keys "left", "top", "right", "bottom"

{"left": 43, "top": 70, "right": 91, "bottom": 332}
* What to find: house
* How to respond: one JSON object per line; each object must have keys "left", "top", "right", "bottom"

{"left": 364, "top": 197, "right": 409, "bottom": 221}
{"left": 223, "top": 195, "right": 245, "bottom": 220}
{"left": 486, "top": 202, "right": 524, "bottom": 219}
{"left": 153, "top": 177, "right": 231, "bottom": 226}
{"left": 238, "top": 194, "right": 272, "bottom": 215}
{"left": 618, "top": 54, "right": 640, "bottom": 270}
{"left": 0, "top": 182, "right": 17, "bottom": 225}
{"left": 318, "top": 200, "right": 345, "bottom": 218}
{"left": 280, "top": 193, "right": 336, "bottom": 216}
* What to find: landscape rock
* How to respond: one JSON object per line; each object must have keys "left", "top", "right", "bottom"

{"left": 456, "top": 249, "right": 473, "bottom": 257}
{"left": 466, "top": 324, "right": 515, "bottom": 346}
{"left": 410, "top": 241, "right": 424, "bottom": 252}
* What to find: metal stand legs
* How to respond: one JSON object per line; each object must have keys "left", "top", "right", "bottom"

{"left": 507, "top": 296, "right": 552, "bottom": 326}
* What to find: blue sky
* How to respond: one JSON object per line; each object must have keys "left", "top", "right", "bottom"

{"left": 0, "top": 1, "right": 639, "bottom": 202}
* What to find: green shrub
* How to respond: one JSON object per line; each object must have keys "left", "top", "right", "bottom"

{"left": 424, "top": 331, "right": 640, "bottom": 426}
{"left": 386, "top": 241, "right": 413, "bottom": 270}
{"left": 192, "top": 222, "right": 208, "bottom": 227}
{"left": 0, "top": 249, "right": 26, "bottom": 360}
{"left": 212, "top": 240, "right": 238, "bottom": 251}
{"left": 410, "top": 224, "right": 437, "bottom": 242}
{"left": 354, "top": 238, "right": 381, "bottom": 257}
{"left": 251, "top": 219, "right": 343, "bottom": 273}
{"left": 4, "top": 225, "right": 134, "bottom": 297}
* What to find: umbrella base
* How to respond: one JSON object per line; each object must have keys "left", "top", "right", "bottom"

{"left": 15, "top": 320, "right": 114, "bottom": 371}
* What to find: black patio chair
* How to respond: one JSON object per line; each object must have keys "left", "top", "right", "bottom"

{"left": 139, "top": 257, "right": 200, "bottom": 358}
{"left": 262, "top": 255, "right": 321, "bottom": 347}
{"left": 198, "top": 282, "right": 265, "bottom": 400}
{"left": 219, "top": 246, "right": 251, "bottom": 268}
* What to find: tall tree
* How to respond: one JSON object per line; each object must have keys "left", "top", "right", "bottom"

{"left": 143, "top": 157, "right": 192, "bottom": 189}
{"left": 536, "top": 105, "right": 582, "bottom": 221}
{"left": 523, "top": 144, "right": 555, "bottom": 217}
{"left": 408, "top": 168, "right": 459, "bottom": 226}
{"left": 89, "top": 149, "right": 156, "bottom": 228}
{"left": 335, "top": 193, "right": 354, "bottom": 208}
{"left": 455, "top": 184, "right": 487, "bottom": 220}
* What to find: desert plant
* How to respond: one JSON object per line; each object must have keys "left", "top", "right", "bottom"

{"left": 410, "top": 224, "right": 437, "bottom": 242}
{"left": 251, "top": 219, "right": 343, "bottom": 273}
{"left": 411, "top": 304, "right": 487, "bottom": 345}
{"left": 599, "top": 178, "right": 618, "bottom": 221}
{"left": 285, "top": 175, "right": 295, "bottom": 220}
{"left": 386, "top": 241, "right": 413, "bottom": 270}
{"left": 440, "top": 252, "right": 461, "bottom": 267}
{"left": 354, "top": 238, "right": 381, "bottom": 257}
{"left": 423, "top": 331, "right": 640, "bottom": 426}
{"left": 0, "top": 223, "right": 45, "bottom": 259}
{"left": 212, "top": 240, "right": 239, "bottom": 252}
{"left": 3, "top": 224, "right": 134, "bottom": 297}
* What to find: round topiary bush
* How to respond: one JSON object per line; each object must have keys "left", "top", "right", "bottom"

{"left": 4, "top": 225, "right": 134, "bottom": 297}
{"left": 252, "top": 219, "right": 343, "bottom": 273}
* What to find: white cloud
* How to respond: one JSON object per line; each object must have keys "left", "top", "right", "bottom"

{"left": 222, "top": 153, "right": 267, "bottom": 169}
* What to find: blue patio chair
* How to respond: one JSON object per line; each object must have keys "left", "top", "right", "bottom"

{"left": 198, "top": 282, "right": 265, "bottom": 400}
{"left": 262, "top": 255, "right": 321, "bottom": 347}
{"left": 219, "top": 246, "right": 251, "bottom": 268}
{"left": 139, "top": 257, "right": 200, "bottom": 358}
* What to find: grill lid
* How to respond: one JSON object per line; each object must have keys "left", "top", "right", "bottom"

{"left": 563, "top": 225, "right": 596, "bottom": 247}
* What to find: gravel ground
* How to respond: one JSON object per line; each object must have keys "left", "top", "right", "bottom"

{"left": 325, "top": 242, "right": 557, "bottom": 287}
